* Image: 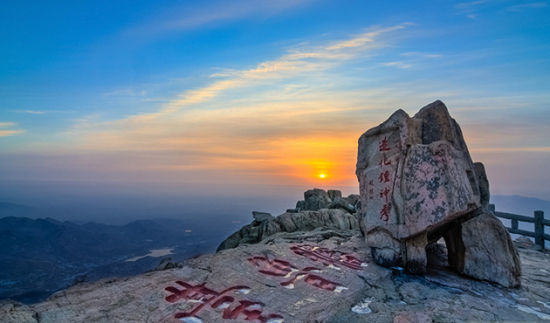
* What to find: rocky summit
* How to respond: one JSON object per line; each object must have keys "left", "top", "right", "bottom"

{"left": 2, "top": 230, "right": 549, "bottom": 322}
{"left": 2, "top": 100, "right": 549, "bottom": 322}
{"left": 356, "top": 100, "right": 521, "bottom": 287}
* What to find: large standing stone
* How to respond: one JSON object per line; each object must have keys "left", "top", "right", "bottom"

{"left": 356, "top": 100, "right": 520, "bottom": 286}
{"left": 356, "top": 101, "right": 480, "bottom": 271}
{"left": 460, "top": 212, "right": 521, "bottom": 287}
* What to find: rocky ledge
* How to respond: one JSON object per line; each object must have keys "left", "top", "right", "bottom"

{"left": 2, "top": 229, "right": 549, "bottom": 323}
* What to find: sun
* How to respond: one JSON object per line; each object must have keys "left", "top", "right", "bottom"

{"left": 318, "top": 173, "right": 326, "bottom": 179}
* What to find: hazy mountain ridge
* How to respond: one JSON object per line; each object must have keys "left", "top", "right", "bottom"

{"left": 491, "top": 195, "right": 550, "bottom": 217}
{"left": 0, "top": 217, "right": 229, "bottom": 304}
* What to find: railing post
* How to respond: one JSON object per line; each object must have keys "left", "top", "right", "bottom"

{"left": 534, "top": 210, "right": 544, "bottom": 249}
{"left": 512, "top": 218, "right": 518, "bottom": 230}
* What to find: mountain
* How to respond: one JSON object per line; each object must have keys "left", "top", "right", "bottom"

{"left": 0, "top": 217, "right": 228, "bottom": 304}
{"left": 0, "top": 202, "right": 38, "bottom": 217}
{"left": 491, "top": 195, "right": 550, "bottom": 218}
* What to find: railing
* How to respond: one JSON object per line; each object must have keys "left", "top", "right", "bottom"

{"left": 489, "top": 204, "right": 549, "bottom": 249}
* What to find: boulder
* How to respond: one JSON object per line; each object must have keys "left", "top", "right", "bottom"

{"left": 154, "top": 257, "right": 183, "bottom": 271}
{"left": 303, "top": 188, "right": 332, "bottom": 211}
{"left": 515, "top": 236, "right": 535, "bottom": 249}
{"left": 252, "top": 211, "right": 274, "bottom": 223}
{"left": 355, "top": 100, "right": 520, "bottom": 286}
{"left": 460, "top": 213, "right": 521, "bottom": 287}
{"left": 329, "top": 197, "right": 356, "bottom": 213}
{"left": 345, "top": 194, "right": 361, "bottom": 210}
{"left": 328, "top": 189, "right": 343, "bottom": 201}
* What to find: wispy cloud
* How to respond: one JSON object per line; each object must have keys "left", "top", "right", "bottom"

{"left": 383, "top": 61, "right": 413, "bottom": 69}
{"left": 0, "top": 130, "right": 24, "bottom": 137}
{"left": 0, "top": 122, "right": 24, "bottom": 137}
{"left": 401, "top": 52, "right": 442, "bottom": 59}
{"left": 17, "top": 110, "right": 45, "bottom": 115}
{"left": 102, "top": 88, "right": 147, "bottom": 97}
{"left": 507, "top": 2, "right": 547, "bottom": 11}
{"left": 123, "top": 0, "right": 315, "bottom": 38}
{"left": 59, "top": 24, "right": 412, "bottom": 184}
{"left": 455, "top": 0, "right": 488, "bottom": 10}
{"left": 454, "top": 0, "right": 489, "bottom": 18}
{"left": 92, "top": 23, "right": 412, "bottom": 125}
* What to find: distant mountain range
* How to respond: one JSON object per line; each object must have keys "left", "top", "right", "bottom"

{"left": 0, "top": 216, "right": 230, "bottom": 304}
{"left": 490, "top": 195, "right": 550, "bottom": 218}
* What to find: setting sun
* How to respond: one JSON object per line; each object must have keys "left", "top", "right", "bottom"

{"left": 319, "top": 173, "right": 326, "bottom": 179}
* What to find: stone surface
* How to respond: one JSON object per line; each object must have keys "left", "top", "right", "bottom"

{"left": 473, "top": 162, "right": 490, "bottom": 209}
{"left": 328, "top": 190, "right": 343, "bottom": 201}
{"left": 355, "top": 100, "right": 518, "bottom": 284}
{"left": 252, "top": 211, "right": 274, "bottom": 223}
{"left": 425, "top": 241, "right": 448, "bottom": 268}
{"left": 154, "top": 257, "right": 183, "bottom": 271}
{"left": 461, "top": 213, "right": 521, "bottom": 287}
{"left": 3, "top": 232, "right": 549, "bottom": 323}
{"left": 329, "top": 197, "right": 356, "bottom": 214}
{"left": 303, "top": 188, "right": 332, "bottom": 211}
{"left": 344, "top": 194, "right": 361, "bottom": 210}
{"left": 515, "top": 236, "right": 535, "bottom": 248}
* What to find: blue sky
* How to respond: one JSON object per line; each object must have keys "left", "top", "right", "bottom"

{"left": 1, "top": 0, "right": 549, "bottom": 204}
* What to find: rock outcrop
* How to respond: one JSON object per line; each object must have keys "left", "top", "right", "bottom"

{"left": 356, "top": 100, "right": 521, "bottom": 287}
{"left": 217, "top": 208, "right": 359, "bottom": 251}
{"left": 218, "top": 189, "right": 361, "bottom": 251}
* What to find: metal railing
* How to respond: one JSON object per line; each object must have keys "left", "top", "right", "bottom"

{"left": 489, "top": 204, "right": 549, "bottom": 249}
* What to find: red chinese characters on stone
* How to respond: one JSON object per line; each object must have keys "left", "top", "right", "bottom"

{"left": 379, "top": 187, "right": 390, "bottom": 203}
{"left": 380, "top": 203, "right": 391, "bottom": 221}
{"left": 247, "top": 257, "right": 294, "bottom": 277}
{"left": 164, "top": 281, "right": 283, "bottom": 322}
{"left": 379, "top": 136, "right": 391, "bottom": 151}
{"left": 247, "top": 256, "right": 343, "bottom": 292}
{"left": 377, "top": 136, "right": 393, "bottom": 222}
{"left": 378, "top": 153, "right": 391, "bottom": 166}
{"left": 379, "top": 170, "right": 391, "bottom": 183}
{"left": 290, "top": 244, "right": 364, "bottom": 270}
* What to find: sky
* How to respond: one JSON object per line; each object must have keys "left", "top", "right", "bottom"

{"left": 1, "top": 0, "right": 549, "bottom": 220}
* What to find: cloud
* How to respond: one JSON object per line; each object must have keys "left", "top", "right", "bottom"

{"left": 0, "top": 130, "right": 24, "bottom": 137}
{"left": 455, "top": 0, "right": 488, "bottom": 10}
{"left": 54, "top": 24, "right": 414, "bottom": 184}
{"left": 507, "top": 2, "right": 547, "bottom": 11}
{"left": 123, "top": 0, "right": 316, "bottom": 38}
{"left": 0, "top": 122, "right": 24, "bottom": 137}
{"left": 383, "top": 61, "right": 413, "bottom": 69}
{"left": 102, "top": 88, "right": 146, "bottom": 97}
{"left": 85, "top": 23, "right": 412, "bottom": 126}
{"left": 454, "top": 0, "right": 490, "bottom": 18}
{"left": 18, "top": 110, "right": 45, "bottom": 115}
{"left": 401, "top": 52, "right": 442, "bottom": 59}
{"left": 48, "top": 21, "right": 550, "bottom": 194}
